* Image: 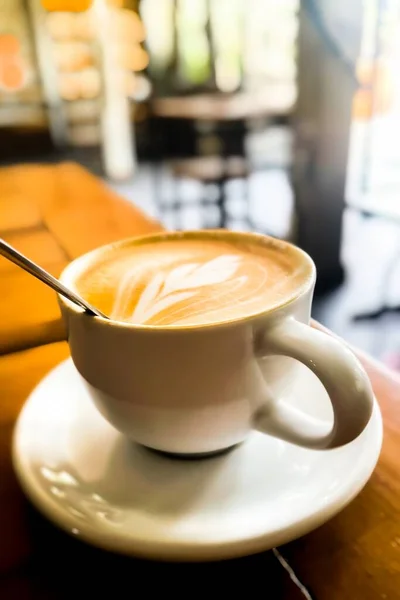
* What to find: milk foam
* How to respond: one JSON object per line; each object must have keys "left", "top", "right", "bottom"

{"left": 75, "top": 237, "right": 306, "bottom": 326}
{"left": 112, "top": 254, "right": 249, "bottom": 325}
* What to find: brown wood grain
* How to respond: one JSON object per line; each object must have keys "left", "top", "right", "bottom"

{"left": 0, "top": 343, "right": 70, "bottom": 577}
{"left": 0, "top": 229, "right": 67, "bottom": 274}
{"left": 36, "top": 163, "right": 162, "bottom": 257}
{"left": 0, "top": 168, "right": 42, "bottom": 233}
{"left": 0, "top": 163, "right": 162, "bottom": 354}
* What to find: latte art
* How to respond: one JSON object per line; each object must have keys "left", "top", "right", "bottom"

{"left": 113, "top": 254, "right": 261, "bottom": 325}
{"left": 74, "top": 237, "right": 306, "bottom": 327}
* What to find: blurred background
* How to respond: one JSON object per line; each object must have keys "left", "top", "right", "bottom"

{"left": 1, "top": 0, "right": 400, "bottom": 364}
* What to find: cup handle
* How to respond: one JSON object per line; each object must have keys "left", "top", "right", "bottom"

{"left": 253, "top": 318, "right": 374, "bottom": 449}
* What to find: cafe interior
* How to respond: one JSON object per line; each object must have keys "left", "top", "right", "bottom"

{"left": 2, "top": 0, "right": 400, "bottom": 360}
{"left": 1, "top": 0, "right": 400, "bottom": 598}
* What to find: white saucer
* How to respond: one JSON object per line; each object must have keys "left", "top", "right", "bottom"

{"left": 13, "top": 359, "right": 382, "bottom": 561}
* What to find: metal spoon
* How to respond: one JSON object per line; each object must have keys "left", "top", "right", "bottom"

{"left": 0, "top": 238, "right": 107, "bottom": 319}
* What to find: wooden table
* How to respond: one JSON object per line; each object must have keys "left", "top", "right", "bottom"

{"left": 0, "top": 162, "right": 161, "bottom": 355}
{"left": 1, "top": 163, "right": 399, "bottom": 599}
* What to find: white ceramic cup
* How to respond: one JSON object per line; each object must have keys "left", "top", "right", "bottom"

{"left": 59, "top": 230, "right": 374, "bottom": 455}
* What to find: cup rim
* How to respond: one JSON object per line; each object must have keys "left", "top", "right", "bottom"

{"left": 59, "top": 229, "right": 316, "bottom": 331}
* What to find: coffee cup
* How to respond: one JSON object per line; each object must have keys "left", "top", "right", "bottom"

{"left": 59, "top": 230, "right": 374, "bottom": 455}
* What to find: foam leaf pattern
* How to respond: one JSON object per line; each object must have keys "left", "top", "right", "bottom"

{"left": 130, "top": 272, "right": 164, "bottom": 323}
{"left": 162, "top": 263, "right": 198, "bottom": 295}
{"left": 178, "top": 255, "right": 241, "bottom": 290}
{"left": 129, "top": 255, "right": 242, "bottom": 324}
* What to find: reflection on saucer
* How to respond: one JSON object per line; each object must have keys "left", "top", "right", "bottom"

{"left": 13, "top": 359, "right": 382, "bottom": 560}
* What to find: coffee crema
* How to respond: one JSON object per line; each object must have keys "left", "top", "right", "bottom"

{"left": 74, "top": 236, "right": 307, "bottom": 327}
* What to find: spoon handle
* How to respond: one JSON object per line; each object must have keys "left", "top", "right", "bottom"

{"left": 0, "top": 238, "right": 106, "bottom": 318}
